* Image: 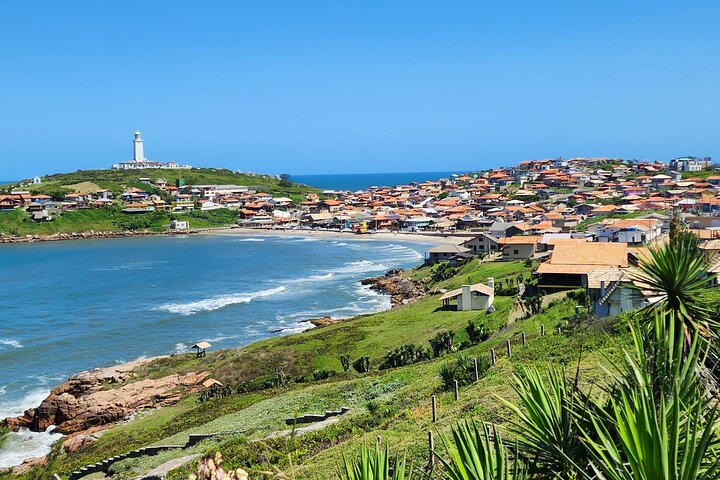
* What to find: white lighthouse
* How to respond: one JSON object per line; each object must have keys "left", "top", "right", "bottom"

{"left": 133, "top": 131, "right": 145, "bottom": 162}
{"left": 111, "top": 130, "right": 192, "bottom": 170}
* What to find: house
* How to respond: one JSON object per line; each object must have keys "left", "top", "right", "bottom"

{"left": 440, "top": 279, "right": 495, "bottom": 311}
{"left": 425, "top": 244, "right": 470, "bottom": 263}
{"left": 171, "top": 220, "right": 190, "bottom": 230}
{"left": 585, "top": 267, "right": 647, "bottom": 317}
{"left": 535, "top": 242, "right": 630, "bottom": 290}
{"left": 500, "top": 235, "right": 541, "bottom": 259}
{"left": 489, "top": 221, "right": 525, "bottom": 238}
{"left": 461, "top": 233, "right": 500, "bottom": 255}
{"left": 589, "top": 219, "right": 662, "bottom": 244}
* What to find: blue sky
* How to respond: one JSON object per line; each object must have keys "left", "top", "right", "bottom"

{"left": 1, "top": 1, "right": 719, "bottom": 179}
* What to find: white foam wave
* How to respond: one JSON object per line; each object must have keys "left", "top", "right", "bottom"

{"left": 0, "top": 386, "right": 6, "bottom": 397}
{"left": 328, "top": 260, "right": 388, "bottom": 275}
{"left": 0, "top": 389, "right": 49, "bottom": 421}
{"left": 157, "top": 286, "right": 286, "bottom": 316}
{"left": 204, "top": 334, "right": 240, "bottom": 343}
{"left": 236, "top": 237, "right": 265, "bottom": 242}
{"left": 174, "top": 343, "right": 188, "bottom": 353}
{"left": 286, "top": 272, "right": 335, "bottom": 284}
{"left": 92, "top": 261, "right": 167, "bottom": 272}
{"left": 0, "top": 339, "right": 23, "bottom": 349}
{"left": 0, "top": 427, "right": 63, "bottom": 469}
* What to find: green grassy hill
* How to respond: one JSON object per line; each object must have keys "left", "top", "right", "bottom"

{"left": 2, "top": 258, "right": 631, "bottom": 480}
{"left": 0, "top": 168, "right": 321, "bottom": 237}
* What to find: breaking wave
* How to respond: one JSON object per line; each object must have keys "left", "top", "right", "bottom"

{"left": 157, "top": 286, "right": 286, "bottom": 316}
{"left": 0, "top": 339, "right": 23, "bottom": 349}
{"left": 236, "top": 237, "right": 265, "bottom": 242}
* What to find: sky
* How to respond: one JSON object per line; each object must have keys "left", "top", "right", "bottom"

{"left": 1, "top": 1, "right": 719, "bottom": 179}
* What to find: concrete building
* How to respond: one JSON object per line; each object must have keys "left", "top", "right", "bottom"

{"left": 440, "top": 278, "right": 495, "bottom": 311}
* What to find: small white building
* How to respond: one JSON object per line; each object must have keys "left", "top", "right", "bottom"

{"left": 440, "top": 279, "right": 495, "bottom": 311}
{"left": 171, "top": 220, "right": 190, "bottom": 230}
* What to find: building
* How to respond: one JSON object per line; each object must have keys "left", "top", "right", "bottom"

{"left": 440, "top": 279, "right": 495, "bottom": 311}
{"left": 112, "top": 131, "right": 192, "bottom": 170}
{"left": 669, "top": 156, "right": 710, "bottom": 172}
{"left": 424, "top": 244, "right": 470, "bottom": 263}
{"left": 500, "top": 235, "right": 541, "bottom": 259}
{"left": 461, "top": 233, "right": 500, "bottom": 255}
{"left": 535, "top": 242, "right": 630, "bottom": 290}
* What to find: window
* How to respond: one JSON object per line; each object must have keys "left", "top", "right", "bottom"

{"left": 514, "top": 249, "right": 519, "bottom": 255}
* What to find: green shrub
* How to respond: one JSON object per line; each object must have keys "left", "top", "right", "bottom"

{"left": 312, "top": 369, "right": 337, "bottom": 381}
{"left": 353, "top": 356, "right": 371, "bottom": 373}
{"left": 340, "top": 354, "right": 351, "bottom": 372}
{"left": 465, "top": 320, "right": 491, "bottom": 345}
{"left": 439, "top": 354, "right": 490, "bottom": 391}
{"left": 429, "top": 330, "right": 455, "bottom": 357}
{"left": 379, "top": 344, "right": 431, "bottom": 370}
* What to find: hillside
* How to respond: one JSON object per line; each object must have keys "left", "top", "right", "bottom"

{"left": 1, "top": 258, "right": 631, "bottom": 479}
{"left": 0, "top": 168, "right": 321, "bottom": 237}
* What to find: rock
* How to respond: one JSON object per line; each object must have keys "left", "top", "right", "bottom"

{"left": 308, "top": 316, "right": 340, "bottom": 327}
{"left": 62, "top": 425, "right": 107, "bottom": 452}
{"left": 3, "top": 357, "right": 210, "bottom": 437}
{"left": 362, "top": 271, "right": 426, "bottom": 307}
{"left": 11, "top": 456, "right": 47, "bottom": 475}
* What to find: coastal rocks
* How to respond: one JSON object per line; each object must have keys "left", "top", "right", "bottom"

{"left": 2, "top": 357, "right": 210, "bottom": 439}
{"left": 11, "top": 455, "right": 47, "bottom": 476}
{"left": 361, "top": 269, "right": 425, "bottom": 307}
{"left": 0, "top": 229, "right": 199, "bottom": 244}
{"left": 308, "top": 316, "right": 340, "bottom": 327}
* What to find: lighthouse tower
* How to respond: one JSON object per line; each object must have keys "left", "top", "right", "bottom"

{"left": 133, "top": 131, "right": 145, "bottom": 162}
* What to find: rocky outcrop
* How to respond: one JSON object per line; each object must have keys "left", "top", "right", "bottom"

{"left": 0, "top": 229, "right": 199, "bottom": 244}
{"left": 2, "top": 357, "right": 210, "bottom": 439}
{"left": 308, "top": 316, "right": 341, "bottom": 327}
{"left": 361, "top": 269, "right": 426, "bottom": 306}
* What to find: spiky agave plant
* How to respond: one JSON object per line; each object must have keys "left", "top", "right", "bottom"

{"left": 631, "top": 235, "right": 718, "bottom": 344}
{"left": 499, "top": 367, "right": 586, "bottom": 478}
{"left": 339, "top": 443, "right": 415, "bottom": 480}
{"left": 438, "top": 420, "right": 527, "bottom": 480}
{"left": 577, "top": 311, "right": 720, "bottom": 480}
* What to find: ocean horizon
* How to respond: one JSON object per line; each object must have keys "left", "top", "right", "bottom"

{"left": 0, "top": 233, "right": 430, "bottom": 466}
{"left": 291, "top": 171, "right": 466, "bottom": 191}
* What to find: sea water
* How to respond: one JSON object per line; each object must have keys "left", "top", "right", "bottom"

{"left": 0, "top": 234, "right": 428, "bottom": 466}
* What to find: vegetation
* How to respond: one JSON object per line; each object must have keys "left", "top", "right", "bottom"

{"left": 0, "top": 258, "right": 638, "bottom": 480}
{"left": 0, "top": 427, "right": 8, "bottom": 450}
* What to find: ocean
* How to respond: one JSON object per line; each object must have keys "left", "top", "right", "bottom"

{"left": 0, "top": 233, "right": 429, "bottom": 466}
{"left": 291, "top": 171, "right": 464, "bottom": 191}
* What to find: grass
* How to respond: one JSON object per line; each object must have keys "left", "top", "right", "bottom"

{"left": 0, "top": 206, "right": 242, "bottom": 236}
{"left": 6, "top": 168, "right": 320, "bottom": 199}
{"left": 0, "top": 259, "right": 629, "bottom": 480}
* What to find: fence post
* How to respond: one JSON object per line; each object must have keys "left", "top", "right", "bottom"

{"left": 431, "top": 395, "right": 437, "bottom": 422}
{"left": 491, "top": 348, "right": 496, "bottom": 365}
{"left": 557, "top": 326, "right": 562, "bottom": 334}
{"left": 521, "top": 331, "right": 526, "bottom": 346}
{"left": 454, "top": 380, "right": 459, "bottom": 401}
{"left": 473, "top": 357, "right": 479, "bottom": 383}
{"left": 377, "top": 435, "right": 382, "bottom": 447}
{"left": 506, "top": 339, "right": 512, "bottom": 359}
{"left": 540, "top": 324, "right": 545, "bottom": 336}
{"left": 428, "top": 431, "right": 435, "bottom": 467}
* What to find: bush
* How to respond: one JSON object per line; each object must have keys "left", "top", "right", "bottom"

{"left": 438, "top": 354, "right": 491, "bottom": 391}
{"left": 465, "top": 321, "right": 491, "bottom": 345}
{"left": 312, "top": 369, "right": 337, "bottom": 381}
{"left": 352, "top": 356, "right": 371, "bottom": 373}
{"left": 379, "top": 343, "right": 431, "bottom": 370}
{"left": 340, "top": 355, "right": 351, "bottom": 372}
{"left": 366, "top": 400, "right": 381, "bottom": 416}
{"left": 429, "top": 330, "right": 456, "bottom": 357}
{"left": 0, "top": 426, "right": 8, "bottom": 449}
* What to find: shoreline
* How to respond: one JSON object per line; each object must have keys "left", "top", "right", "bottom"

{"left": 0, "top": 226, "right": 470, "bottom": 246}
{"left": 0, "top": 233, "right": 435, "bottom": 469}
{"left": 206, "top": 226, "right": 467, "bottom": 245}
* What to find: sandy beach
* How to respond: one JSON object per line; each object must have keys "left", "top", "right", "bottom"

{"left": 205, "top": 226, "right": 469, "bottom": 245}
